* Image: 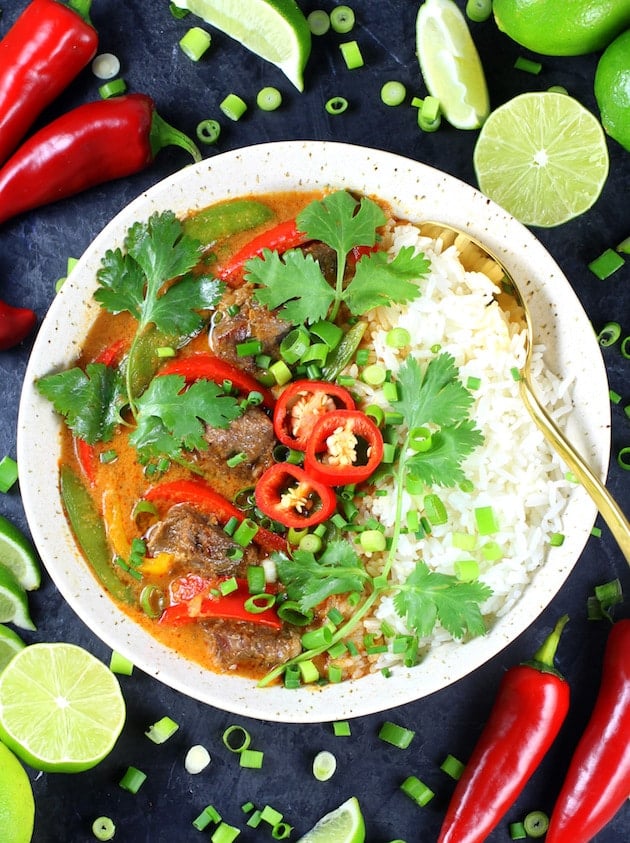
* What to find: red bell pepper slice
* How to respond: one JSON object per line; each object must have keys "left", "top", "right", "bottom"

{"left": 158, "top": 352, "right": 275, "bottom": 410}
{"left": 160, "top": 576, "right": 281, "bottom": 630}
{"left": 273, "top": 380, "right": 355, "bottom": 451}
{"left": 255, "top": 463, "right": 337, "bottom": 529}
{"left": 143, "top": 478, "right": 286, "bottom": 553}
{"left": 216, "top": 218, "right": 310, "bottom": 287}
{"left": 304, "top": 410, "right": 384, "bottom": 486}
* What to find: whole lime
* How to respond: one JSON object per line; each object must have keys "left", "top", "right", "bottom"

{"left": 595, "top": 29, "right": 630, "bottom": 151}
{"left": 493, "top": 0, "right": 630, "bottom": 56}
{"left": 0, "top": 741, "right": 35, "bottom": 843}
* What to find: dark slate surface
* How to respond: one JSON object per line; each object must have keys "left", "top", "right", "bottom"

{"left": 0, "top": 1, "right": 628, "bottom": 841}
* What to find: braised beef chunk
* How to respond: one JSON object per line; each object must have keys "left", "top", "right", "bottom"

{"left": 301, "top": 241, "right": 337, "bottom": 285}
{"left": 145, "top": 503, "right": 258, "bottom": 578}
{"left": 198, "top": 406, "right": 274, "bottom": 499}
{"left": 204, "top": 620, "right": 302, "bottom": 670}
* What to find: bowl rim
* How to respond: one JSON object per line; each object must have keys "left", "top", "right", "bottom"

{"left": 17, "top": 140, "right": 610, "bottom": 722}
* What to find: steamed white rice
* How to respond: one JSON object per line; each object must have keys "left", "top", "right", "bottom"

{"left": 351, "top": 224, "right": 573, "bottom": 663}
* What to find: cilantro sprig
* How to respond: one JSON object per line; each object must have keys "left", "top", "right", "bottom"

{"left": 248, "top": 191, "right": 429, "bottom": 325}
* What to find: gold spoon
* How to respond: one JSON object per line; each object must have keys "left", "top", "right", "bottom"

{"left": 420, "top": 222, "right": 630, "bottom": 563}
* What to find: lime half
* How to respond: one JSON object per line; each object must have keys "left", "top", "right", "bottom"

{"left": 473, "top": 92, "right": 609, "bottom": 227}
{"left": 297, "top": 797, "right": 366, "bottom": 843}
{"left": 0, "top": 515, "right": 41, "bottom": 591}
{"left": 0, "top": 742, "right": 34, "bottom": 843}
{"left": 416, "top": 0, "right": 489, "bottom": 129}
{"left": 0, "top": 625, "right": 26, "bottom": 673}
{"left": 172, "top": 0, "right": 312, "bottom": 91}
{"left": 0, "top": 643, "right": 126, "bottom": 772}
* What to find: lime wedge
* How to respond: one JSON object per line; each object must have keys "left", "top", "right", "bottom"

{"left": 0, "top": 515, "right": 41, "bottom": 591}
{"left": 0, "top": 625, "right": 26, "bottom": 673}
{"left": 0, "top": 742, "right": 34, "bottom": 843}
{"left": 416, "top": 0, "right": 489, "bottom": 129}
{"left": 0, "top": 642, "right": 126, "bottom": 772}
{"left": 473, "top": 91, "right": 609, "bottom": 227}
{"left": 297, "top": 797, "right": 366, "bottom": 843}
{"left": 0, "top": 567, "right": 35, "bottom": 631}
{"left": 172, "top": 0, "right": 312, "bottom": 91}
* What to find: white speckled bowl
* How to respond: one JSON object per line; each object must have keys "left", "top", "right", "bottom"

{"left": 17, "top": 142, "right": 609, "bottom": 722}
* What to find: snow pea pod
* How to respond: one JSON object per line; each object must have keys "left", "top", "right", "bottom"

{"left": 182, "top": 198, "right": 273, "bottom": 246}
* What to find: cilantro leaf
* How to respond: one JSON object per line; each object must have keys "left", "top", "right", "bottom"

{"left": 394, "top": 354, "right": 475, "bottom": 430}
{"left": 130, "top": 375, "right": 243, "bottom": 459}
{"left": 150, "top": 274, "right": 224, "bottom": 336}
{"left": 393, "top": 561, "right": 491, "bottom": 639}
{"left": 296, "top": 191, "right": 386, "bottom": 257}
{"left": 406, "top": 422, "right": 484, "bottom": 487}
{"left": 342, "top": 247, "right": 428, "bottom": 315}
{"left": 94, "top": 248, "right": 146, "bottom": 318}
{"left": 248, "top": 249, "right": 335, "bottom": 325}
{"left": 275, "top": 540, "right": 370, "bottom": 611}
{"left": 36, "top": 363, "right": 125, "bottom": 444}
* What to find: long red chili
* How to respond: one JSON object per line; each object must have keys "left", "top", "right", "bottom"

{"left": 0, "top": 0, "right": 98, "bottom": 166}
{"left": 0, "top": 298, "right": 37, "bottom": 350}
{"left": 547, "top": 618, "right": 630, "bottom": 843}
{"left": 438, "top": 616, "right": 570, "bottom": 843}
{"left": 0, "top": 93, "right": 200, "bottom": 226}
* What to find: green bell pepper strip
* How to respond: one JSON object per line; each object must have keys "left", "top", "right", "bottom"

{"left": 182, "top": 199, "right": 274, "bottom": 246}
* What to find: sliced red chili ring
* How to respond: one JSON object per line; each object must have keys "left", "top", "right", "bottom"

{"left": 254, "top": 463, "right": 337, "bottom": 528}
{"left": 304, "top": 409, "right": 384, "bottom": 486}
{"left": 273, "top": 380, "right": 355, "bottom": 451}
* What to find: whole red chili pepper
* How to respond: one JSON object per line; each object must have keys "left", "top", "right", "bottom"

{"left": 0, "top": 298, "right": 37, "bottom": 350}
{"left": 438, "top": 615, "right": 570, "bottom": 843}
{"left": 0, "top": 0, "right": 98, "bottom": 166}
{"left": 546, "top": 618, "right": 630, "bottom": 843}
{"left": 0, "top": 93, "right": 201, "bottom": 226}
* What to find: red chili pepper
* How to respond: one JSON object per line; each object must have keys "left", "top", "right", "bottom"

{"left": 547, "top": 619, "right": 630, "bottom": 843}
{"left": 158, "top": 353, "right": 275, "bottom": 410}
{"left": 303, "top": 409, "right": 384, "bottom": 486}
{"left": 0, "top": 93, "right": 200, "bottom": 226}
{"left": 216, "top": 218, "right": 310, "bottom": 287}
{"left": 143, "top": 478, "right": 286, "bottom": 554}
{"left": 438, "top": 616, "right": 570, "bottom": 843}
{"left": 159, "top": 576, "right": 281, "bottom": 630}
{"left": 0, "top": 0, "right": 98, "bottom": 166}
{"left": 273, "top": 379, "right": 356, "bottom": 451}
{"left": 255, "top": 463, "right": 337, "bottom": 528}
{"left": 0, "top": 298, "right": 37, "bottom": 350}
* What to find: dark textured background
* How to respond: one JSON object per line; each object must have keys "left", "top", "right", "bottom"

{"left": 0, "top": 1, "right": 628, "bottom": 840}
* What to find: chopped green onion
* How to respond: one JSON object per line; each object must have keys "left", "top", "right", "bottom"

{"left": 359, "top": 529, "right": 387, "bottom": 552}
{"left": 400, "top": 775, "right": 434, "bottom": 806}
{"left": 220, "top": 577, "right": 239, "bottom": 596}
{"left": 196, "top": 119, "right": 221, "bottom": 144}
{"left": 591, "top": 525, "right": 602, "bottom": 538}
{"left": 311, "top": 320, "right": 343, "bottom": 349}
{"left": 193, "top": 805, "right": 222, "bottom": 831}
{"left": 618, "top": 446, "right": 630, "bottom": 470}
{"left": 312, "top": 750, "right": 337, "bottom": 781}
{"left": 378, "top": 721, "right": 415, "bottom": 749}
{"left": 622, "top": 336, "right": 630, "bottom": 360}
{"left": 185, "top": 744, "right": 211, "bottom": 774}
{"left": 220, "top": 93, "right": 247, "bottom": 121}
{"left": 246, "top": 565, "right": 266, "bottom": 594}
{"left": 481, "top": 540, "right": 502, "bottom": 561}
{"left": 236, "top": 338, "right": 263, "bottom": 357}
{"left": 549, "top": 532, "right": 565, "bottom": 547}
{"left": 523, "top": 810, "right": 549, "bottom": 837}
{"left": 454, "top": 559, "right": 480, "bottom": 581}
{"left": 256, "top": 86, "right": 282, "bottom": 111}
{"left": 92, "top": 817, "right": 116, "bottom": 841}
{"left": 610, "top": 389, "right": 622, "bottom": 405}
{"left": 260, "top": 805, "right": 283, "bottom": 826}
{"left": 109, "top": 651, "right": 133, "bottom": 676}
{"left": 509, "top": 822, "right": 527, "bottom": 840}
{"left": 333, "top": 720, "right": 351, "bottom": 736}
{"left": 222, "top": 725, "right": 251, "bottom": 753}
{"left": 424, "top": 493, "right": 447, "bottom": 525}
{"left": 514, "top": 56, "right": 542, "bottom": 74}
{"left": 211, "top": 822, "right": 241, "bottom": 843}
{"left": 244, "top": 593, "right": 276, "bottom": 613}
{"left": 465, "top": 0, "right": 492, "bottom": 22}
{"left": 339, "top": 40, "right": 363, "bottom": 69}
{"left": 139, "top": 584, "right": 165, "bottom": 618}
{"left": 269, "top": 359, "right": 292, "bottom": 385}
{"left": 595, "top": 577, "right": 623, "bottom": 607}
{"left": 277, "top": 600, "right": 314, "bottom": 626}
{"left": 169, "top": 2, "right": 190, "bottom": 18}
{"left": 588, "top": 248, "right": 625, "bottom": 279}
{"left": 0, "top": 455, "right": 18, "bottom": 493}
{"left": 308, "top": 9, "right": 330, "bottom": 35}
{"left": 233, "top": 518, "right": 259, "bottom": 546}
{"left": 301, "top": 342, "right": 329, "bottom": 365}
{"left": 239, "top": 748, "right": 264, "bottom": 768}
{"left": 301, "top": 626, "right": 333, "bottom": 650}
{"left": 99, "top": 78, "right": 127, "bottom": 98}
{"left": 421, "top": 95, "right": 440, "bottom": 122}
{"left": 226, "top": 451, "right": 248, "bottom": 468}
{"left": 179, "top": 26, "right": 212, "bottom": 61}
{"left": 452, "top": 531, "right": 476, "bottom": 551}
{"left": 330, "top": 5, "right": 355, "bottom": 33}
{"left": 510, "top": 366, "right": 521, "bottom": 381}
{"left": 597, "top": 321, "right": 621, "bottom": 346}
{"left": 385, "top": 327, "right": 411, "bottom": 347}
{"left": 271, "top": 821, "right": 293, "bottom": 839}
{"left": 280, "top": 326, "right": 310, "bottom": 363}
{"left": 145, "top": 715, "right": 179, "bottom": 744}
{"left": 92, "top": 52, "right": 120, "bottom": 80}
{"left": 119, "top": 766, "right": 146, "bottom": 794}
{"left": 616, "top": 236, "right": 630, "bottom": 254}
{"left": 440, "top": 753, "right": 465, "bottom": 780}
{"left": 365, "top": 404, "right": 385, "bottom": 426}
{"left": 475, "top": 505, "right": 499, "bottom": 535}
{"left": 466, "top": 376, "right": 481, "bottom": 390}
{"left": 381, "top": 81, "right": 407, "bottom": 106}
{"left": 325, "top": 96, "right": 349, "bottom": 115}
{"left": 362, "top": 363, "right": 386, "bottom": 385}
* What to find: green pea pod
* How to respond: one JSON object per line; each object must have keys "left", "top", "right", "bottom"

{"left": 60, "top": 464, "right": 134, "bottom": 604}
{"left": 182, "top": 198, "right": 273, "bottom": 245}
{"left": 126, "top": 325, "right": 184, "bottom": 398}
{"left": 321, "top": 321, "right": 367, "bottom": 381}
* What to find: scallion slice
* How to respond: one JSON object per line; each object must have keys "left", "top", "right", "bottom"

{"left": 119, "top": 766, "right": 146, "bottom": 794}
{"left": 145, "top": 715, "right": 179, "bottom": 744}
{"left": 185, "top": 744, "right": 211, "bottom": 774}
{"left": 308, "top": 9, "right": 330, "bottom": 35}
{"left": 179, "top": 26, "right": 212, "bottom": 61}
{"left": 378, "top": 721, "right": 415, "bottom": 749}
{"left": 312, "top": 750, "right": 337, "bottom": 781}
{"left": 92, "top": 817, "right": 116, "bottom": 841}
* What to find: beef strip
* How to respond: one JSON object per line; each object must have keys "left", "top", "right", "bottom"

{"left": 145, "top": 502, "right": 258, "bottom": 579}
{"left": 203, "top": 619, "right": 302, "bottom": 671}
{"left": 301, "top": 241, "right": 337, "bottom": 285}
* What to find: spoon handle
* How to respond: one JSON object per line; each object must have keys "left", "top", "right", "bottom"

{"left": 520, "top": 380, "right": 630, "bottom": 563}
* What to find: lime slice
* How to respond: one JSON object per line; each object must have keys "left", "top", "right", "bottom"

{"left": 172, "top": 0, "right": 312, "bottom": 91}
{"left": 0, "top": 642, "right": 126, "bottom": 772}
{"left": 297, "top": 797, "right": 366, "bottom": 843}
{"left": 416, "top": 0, "right": 489, "bottom": 129}
{"left": 0, "top": 625, "right": 26, "bottom": 673}
{"left": 473, "top": 92, "right": 609, "bottom": 227}
{"left": 0, "top": 515, "right": 41, "bottom": 591}
{"left": 0, "top": 567, "right": 35, "bottom": 631}
{"left": 0, "top": 742, "right": 34, "bottom": 843}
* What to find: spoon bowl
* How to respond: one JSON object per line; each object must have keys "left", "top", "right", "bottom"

{"left": 421, "top": 222, "right": 630, "bottom": 563}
